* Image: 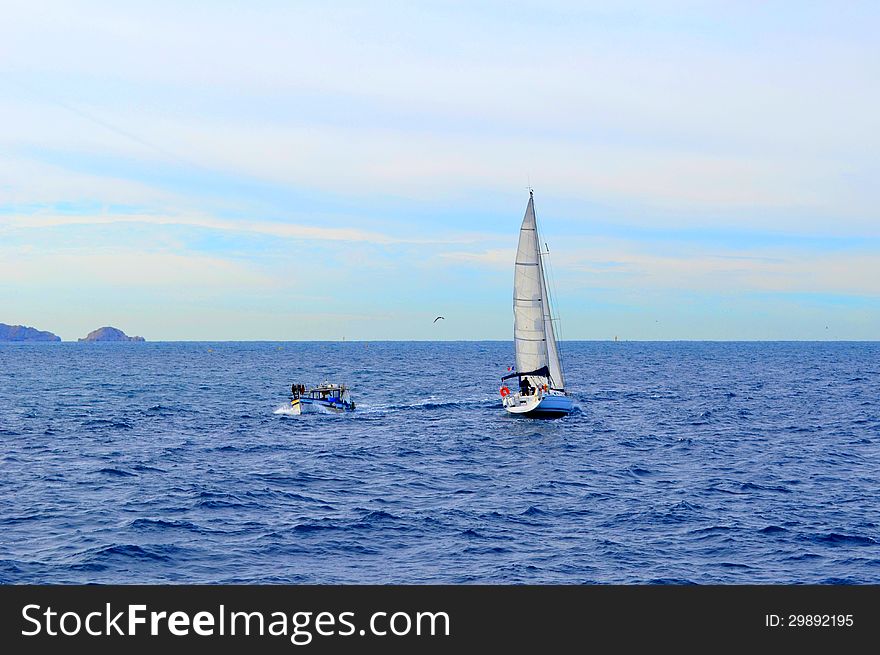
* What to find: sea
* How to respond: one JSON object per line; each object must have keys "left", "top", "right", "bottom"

{"left": 1, "top": 341, "right": 878, "bottom": 584}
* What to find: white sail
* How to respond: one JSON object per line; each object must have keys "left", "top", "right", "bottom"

{"left": 513, "top": 194, "right": 546, "bottom": 374}
{"left": 539, "top": 237, "right": 565, "bottom": 389}
{"left": 512, "top": 192, "right": 565, "bottom": 389}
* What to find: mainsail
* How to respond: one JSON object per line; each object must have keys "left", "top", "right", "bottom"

{"left": 512, "top": 192, "right": 565, "bottom": 389}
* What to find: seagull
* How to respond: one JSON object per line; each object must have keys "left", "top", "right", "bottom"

{"left": 433, "top": 316, "right": 445, "bottom": 323}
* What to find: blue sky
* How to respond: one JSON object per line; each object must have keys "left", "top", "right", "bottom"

{"left": 1, "top": 1, "right": 877, "bottom": 340}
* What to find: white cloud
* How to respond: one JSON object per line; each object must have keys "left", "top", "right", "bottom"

{"left": 439, "top": 248, "right": 512, "bottom": 268}
{"left": 0, "top": 248, "right": 271, "bottom": 290}
{"left": 568, "top": 249, "right": 880, "bottom": 297}
{"left": 1, "top": 211, "right": 405, "bottom": 245}
{"left": 440, "top": 239, "right": 880, "bottom": 297}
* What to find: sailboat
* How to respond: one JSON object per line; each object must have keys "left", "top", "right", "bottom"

{"left": 500, "top": 190, "right": 574, "bottom": 417}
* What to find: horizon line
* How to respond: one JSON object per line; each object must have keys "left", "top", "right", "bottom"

{"left": 3, "top": 338, "right": 878, "bottom": 344}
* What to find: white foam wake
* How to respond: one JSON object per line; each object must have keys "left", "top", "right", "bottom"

{"left": 273, "top": 405, "right": 299, "bottom": 416}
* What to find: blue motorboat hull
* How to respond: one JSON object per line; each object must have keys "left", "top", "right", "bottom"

{"left": 299, "top": 398, "right": 355, "bottom": 413}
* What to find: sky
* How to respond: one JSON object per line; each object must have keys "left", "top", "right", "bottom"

{"left": 1, "top": 1, "right": 878, "bottom": 340}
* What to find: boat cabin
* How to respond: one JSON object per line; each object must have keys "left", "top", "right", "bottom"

{"left": 291, "top": 382, "right": 351, "bottom": 402}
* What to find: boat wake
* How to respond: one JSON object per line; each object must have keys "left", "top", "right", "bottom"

{"left": 357, "top": 395, "right": 499, "bottom": 414}
{"left": 273, "top": 403, "right": 346, "bottom": 416}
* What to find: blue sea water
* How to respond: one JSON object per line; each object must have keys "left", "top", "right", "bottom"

{"left": 0, "top": 341, "right": 878, "bottom": 584}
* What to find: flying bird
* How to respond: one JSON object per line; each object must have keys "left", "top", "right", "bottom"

{"left": 433, "top": 316, "right": 445, "bottom": 323}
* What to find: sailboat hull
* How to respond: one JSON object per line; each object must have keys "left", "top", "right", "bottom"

{"left": 503, "top": 392, "right": 574, "bottom": 418}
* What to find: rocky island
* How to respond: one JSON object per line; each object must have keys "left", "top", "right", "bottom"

{"left": 0, "top": 323, "right": 61, "bottom": 342}
{"left": 79, "top": 326, "right": 145, "bottom": 342}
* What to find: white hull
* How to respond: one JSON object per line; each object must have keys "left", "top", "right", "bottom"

{"left": 503, "top": 391, "right": 573, "bottom": 417}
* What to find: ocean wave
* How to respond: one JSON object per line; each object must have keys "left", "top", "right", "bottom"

{"left": 95, "top": 467, "right": 137, "bottom": 477}
{"left": 293, "top": 521, "right": 340, "bottom": 533}
{"left": 740, "top": 482, "right": 791, "bottom": 493}
{"left": 131, "top": 463, "right": 167, "bottom": 473}
{"left": 82, "top": 418, "right": 134, "bottom": 430}
{"left": 759, "top": 525, "right": 788, "bottom": 534}
{"left": 127, "top": 518, "right": 206, "bottom": 533}
{"left": 73, "top": 543, "right": 180, "bottom": 568}
{"left": 0, "top": 515, "right": 42, "bottom": 525}
{"left": 810, "top": 533, "right": 877, "bottom": 547}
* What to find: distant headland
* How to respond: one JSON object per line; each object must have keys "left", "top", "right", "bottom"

{"left": 0, "top": 323, "right": 62, "bottom": 342}
{"left": 79, "top": 327, "right": 146, "bottom": 342}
